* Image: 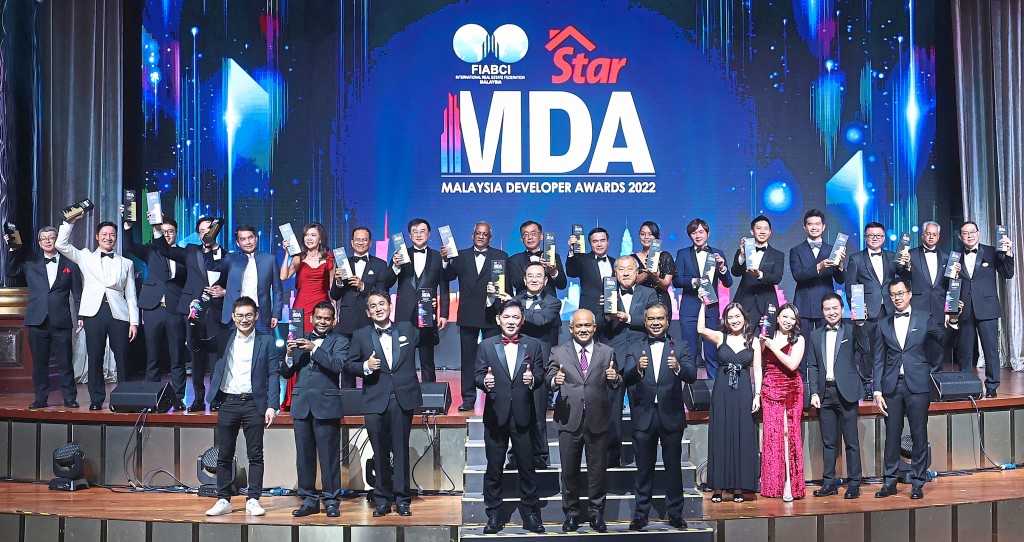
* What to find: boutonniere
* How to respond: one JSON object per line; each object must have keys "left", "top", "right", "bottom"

{"left": 524, "top": 354, "right": 532, "bottom": 361}
{"left": 398, "top": 335, "right": 408, "bottom": 342}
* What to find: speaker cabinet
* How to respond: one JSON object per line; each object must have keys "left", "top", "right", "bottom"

{"left": 109, "top": 382, "right": 175, "bottom": 413}
{"left": 684, "top": 379, "right": 714, "bottom": 411}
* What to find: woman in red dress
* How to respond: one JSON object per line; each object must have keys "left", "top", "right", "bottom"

{"left": 758, "top": 303, "right": 806, "bottom": 501}
{"left": 279, "top": 222, "right": 334, "bottom": 409}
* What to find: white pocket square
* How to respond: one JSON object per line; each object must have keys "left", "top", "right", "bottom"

{"left": 841, "top": 339, "right": 849, "bottom": 343}
{"left": 911, "top": 328, "right": 919, "bottom": 332}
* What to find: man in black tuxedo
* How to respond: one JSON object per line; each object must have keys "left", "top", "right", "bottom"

{"left": 442, "top": 221, "right": 510, "bottom": 411}
{"left": 907, "top": 221, "right": 952, "bottom": 371}
{"left": 6, "top": 227, "right": 83, "bottom": 408}
{"left": 331, "top": 227, "right": 395, "bottom": 386}
{"left": 507, "top": 220, "right": 567, "bottom": 297}
{"left": 344, "top": 291, "right": 422, "bottom": 517}
{"left": 789, "top": 209, "right": 846, "bottom": 337}
{"left": 565, "top": 227, "right": 614, "bottom": 337}
{"left": 807, "top": 293, "right": 869, "bottom": 499}
{"left": 955, "top": 221, "right": 1014, "bottom": 396}
{"left": 731, "top": 215, "right": 785, "bottom": 327}
{"left": 384, "top": 218, "right": 449, "bottom": 382}
{"left": 845, "top": 221, "right": 911, "bottom": 398}
{"left": 282, "top": 301, "right": 348, "bottom": 518}
{"left": 123, "top": 215, "right": 188, "bottom": 410}
{"left": 872, "top": 279, "right": 958, "bottom": 500}
{"left": 673, "top": 218, "right": 732, "bottom": 379}
{"left": 622, "top": 302, "right": 696, "bottom": 530}
{"left": 546, "top": 309, "right": 621, "bottom": 533}
{"left": 602, "top": 256, "right": 657, "bottom": 466}
{"left": 202, "top": 297, "right": 281, "bottom": 517}
{"left": 152, "top": 217, "right": 229, "bottom": 411}
{"left": 474, "top": 300, "right": 546, "bottom": 534}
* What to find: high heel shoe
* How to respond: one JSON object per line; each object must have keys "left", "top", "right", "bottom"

{"left": 711, "top": 493, "right": 723, "bottom": 503}
{"left": 732, "top": 493, "right": 745, "bottom": 503}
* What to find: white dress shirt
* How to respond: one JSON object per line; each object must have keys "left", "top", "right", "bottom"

{"left": 221, "top": 330, "right": 255, "bottom": 394}
{"left": 503, "top": 340, "right": 518, "bottom": 378}
{"left": 894, "top": 308, "right": 911, "bottom": 374}
{"left": 352, "top": 253, "right": 368, "bottom": 279}
{"left": 824, "top": 325, "right": 838, "bottom": 381}
{"left": 206, "top": 246, "right": 223, "bottom": 286}
{"left": 925, "top": 249, "right": 938, "bottom": 285}
{"left": 474, "top": 249, "right": 487, "bottom": 274}
{"left": 963, "top": 246, "right": 978, "bottom": 278}
{"left": 695, "top": 247, "right": 709, "bottom": 278}
{"left": 597, "top": 255, "right": 612, "bottom": 279}
{"left": 868, "top": 249, "right": 885, "bottom": 283}
{"left": 240, "top": 253, "right": 259, "bottom": 305}
{"left": 45, "top": 254, "right": 60, "bottom": 287}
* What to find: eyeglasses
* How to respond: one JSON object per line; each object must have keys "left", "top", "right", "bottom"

{"left": 161, "top": 229, "right": 177, "bottom": 235}
{"left": 38, "top": 236, "right": 57, "bottom": 242}
{"left": 960, "top": 230, "right": 979, "bottom": 236}
{"left": 232, "top": 313, "right": 256, "bottom": 321}
{"left": 520, "top": 232, "right": 540, "bottom": 238}
{"left": 889, "top": 291, "right": 909, "bottom": 299}
{"left": 865, "top": 234, "right": 885, "bottom": 239}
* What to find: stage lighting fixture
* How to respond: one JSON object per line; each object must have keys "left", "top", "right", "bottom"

{"left": 197, "top": 446, "right": 235, "bottom": 498}
{"left": 49, "top": 442, "right": 89, "bottom": 491}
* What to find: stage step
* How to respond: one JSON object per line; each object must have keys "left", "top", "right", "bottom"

{"left": 464, "top": 439, "right": 688, "bottom": 466}
{"left": 461, "top": 490, "right": 705, "bottom": 523}
{"left": 468, "top": 415, "right": 641, "bottom": 441}
{"left": 460, "top": 521, "right": 714, "bottom": 541}
{"left": 462, "top": 463, "right": 697, "bottom": 496}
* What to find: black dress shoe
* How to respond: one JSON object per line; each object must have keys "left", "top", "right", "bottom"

{"left": 64, "top": 401, "right": 79, "bottom": 408}
{"left": 457, "top": 403, "right": 474, "bottom": 411}
{"left": 910, "top": 486, "right": 924, "bottom": 499}
{"left": 562, "top": 515, "right": 579, "bottom": 532}
{"left": 28, "top": 400, "right": 48, "bottom": 409}
{"left": 372, "top": 504, "right": 390, "bottom": 517}
{"left": 326, "top": 504, "right": 340, "bottom": 517}
{"left": 292, "top": 504, "right": 320, "bottom": 517}
{"left": 173, "top": 401, "right": 187, "bottom": 412}
{"left": 986, "top": 390, "right": 998, "bottom": 398}
{"left": 668, "top": 515, "right": 687, "bottom": 529}
{"left": 208, "top": 401, "right": 221, "bottom": 411}
{"left": 396, "top": 503, "right": 412, "bottom": 516}
{"left": 523, "top": 513, "right": 545, "bottom": 533}
{"left": 188, "top": 401, "right": 206, "bottom": 412}
{"left": 813, "top": 483, "right": 839, "bottom": 497}
{"left": 874, "top": 485, "right": 897, "bottom": 498}
{"left": 534, "top": 459, "right": 550, "bottom": 470}
{"left": 89, "top": 403, "right": 103, "bottom": 411}
{"left": 589, "top": 514, "right": 607, "bottom": 533}
{"left": 844, "top": 486, "right": 861, "bottom": 499}
{"left": 483, "top": 515, "right": 503, "bottom": 534}
{"left": 629, "top": 513, "right": 649, "bottom": 531}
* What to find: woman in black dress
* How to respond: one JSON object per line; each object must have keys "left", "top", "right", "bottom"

{"left": 697, "top": 302, "right": 762, "bottom": 503}
{"left": 631, "top": 221, "right": 676, "bottom": 311}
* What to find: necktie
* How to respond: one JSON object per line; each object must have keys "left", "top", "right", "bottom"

{"left": 44, "top": 257, "right": 56, "bottom": 264}
{"left": 966, "top": 248, "right": 978, "bottom": 254}
{"left": 895, "top": 312, "right": 910, "bottom": 318}
{"left": 353, "top": 255, "right": 368, "bottom": 263}
{"left": 309, "top": 332, "right": 327, "bottom": 341}
{"left": 501, "top": 335, "right": 519, "bottom": 345}
{"left": 579, "top": 346, "right": 589, "bottom": 377}
{"left": 377, "top": 326, "right": 392, "bottom": 336}
{"left": 755, "top": 246, "right": 766, "bottom": 252}
{"left": 411, "top": 247, "right": 427, "bottom": 254}
{"left": 924, "top": 248, "right": 937, "bottom": 254}
{"left": 101, "top": 252, "right": 115, "bottom": 258}
{"left": 809, "top": 242, "right": 822, "bottom": 249}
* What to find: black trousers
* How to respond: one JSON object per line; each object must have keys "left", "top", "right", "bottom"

{"left": 957, "top": 314, "right": 1000, "bottom": 391}
{"left": 633, "top": 413, "right": 683, "bottom": 517}
{"left": 818, "top": 384, "right": 862, "bottom": 485}
{"left": 459, "top": 326, "right": 499, "bottom": 405}
{"left": 215, "top": 394, "right": 265, "bottom": 500}
{"left": 365, "top": 394, "right": 414, "bottom": 507}
{"left": 82, "top": 301, "right": 129, "bottom": 405}
{"left": 143, "top": 305, "right": 187, "bottom": 399}
{"left": 483, "top": 412, "right": 538, "bottom": 517}
{"left": 557, "top": 419, "right": 610, "bottom": 518}
{"left": 187, "top": 310, "right": 224, "bottom": 405}
{"left": 607, "top": 384, "right": 627, "bottom": 465}
{"left": 335, "top": 332, "right": 357, "bottom": 388}
{"left": 28, "top": 320, "right": 75, "bottom": 403}
{"left": 417, "top": 345, "right": 437, "bottom": 383}
{"left": 882, "top": 377, "right": 930, "bottom": 487}
{"left": 293, "top": 413, "right": 342, "bottom": 507}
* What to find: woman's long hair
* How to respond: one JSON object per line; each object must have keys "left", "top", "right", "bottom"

{"left": 301, "top": 222, "right": 329, "bottom": 260}
{"left": 719, "top": 302, "right": 754, "bottom": 349}
{"left": 776, "top": 303, "right": 801, "bottom": 345}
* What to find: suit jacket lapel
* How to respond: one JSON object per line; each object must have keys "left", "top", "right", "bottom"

{"left": 390, "top": 329, "right": 401, "bottom": 371}
{"left": 833, "top": 325, "right": 845, "bottom": 362}
{"left": 252, "top": 335, "right": 264, "bottom": 374}
{"left": 493, "top": 342, "right": 510, "bottom": 378}
{"left": 865, "top": 251, "right": 882, "bottom": 285}
{"left": 370, "top": 330, "right": 385, "bottom": 368}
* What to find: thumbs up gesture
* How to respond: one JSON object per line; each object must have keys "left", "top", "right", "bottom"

{"left": 522, "top": 364, "right": 534, "bottom": 387}
{"left": 484, "top": 366, "right": 495, "bottom": 389}
{"left": 638, "top": 351, "right": 649, "bottom": 372}
{"left": 367, "top": 352, "right": 381, "bottom": 372}
{"left": 554, "top": 364, "right": 566, "bottom": 386}
{"left": 667, "top": 349, "right": 680, "bottom": 372}
{"left": 605, "top": 359, "right": 618, "bottom": 382}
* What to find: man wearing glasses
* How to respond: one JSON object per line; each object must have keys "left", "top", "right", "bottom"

{"left": 845, "top": 222, "right": 911, "bottom": 399}
{"left": 953, "top": 221, "right": 1014, "bottom": 396}
{"left": 507, "top": 221, "right": 566, "bottom": 297}
{"left": 123, "top": 211, "right": 188, "bottom": 410}
{"left": 204, "top": 297, "right": 281, "bottom": 517}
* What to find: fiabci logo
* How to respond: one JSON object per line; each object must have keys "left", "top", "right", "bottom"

{"left": 453, "top": 24, "right": 528, "bottom": 85}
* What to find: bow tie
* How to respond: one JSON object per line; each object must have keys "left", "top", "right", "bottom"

{"left": 619, "top": 287, "right": 633, "bottom": 296}
{"left": 825, "top": 326, "right": 839, "bottom": 332}
{"left": 207, "top": 247, "right": 220, "bottom": 256}
{"left": 523, "top": 294, "right": 539, "bottom": 300}
{"left": 100, "top": 252, "right": 115, "bottom": 259}
{"left": 648, "top": 335, "right": 667, "bottom": 344}
{"left": 501, "top": 335, "right": 519, "bottom": 345}
{"left": 966, "top": 248, "right": 978, "bottom": 254}
{"left": 44, "top": 257, "right": 57, "bottom": 264}
{"left": 474, "top": 248, "right": 488, "bottom": 255}
{"left": 809, "top": 242, "right": 822, "bottom": 249}
{"left": 696, "top": 246, "right": 711, "bottom": 253}
{"left": 411, "top": 247, "right": 427, "bottom": 254}
{"left": 870, "top": 252, "right": 882, "bottom": 258}
{"left": 528, "top": 251, "right": 543, "bottom": 257}
{"left": 352, "top": 255, "right": 368, "bottom": 263}
{"left": 923, "top": 248, "right": 937, "bottom": 254}
{"left": 595, "top": 254, "right": 608, "bottom": 261}
{"left": 754, "top": 246, "right": 766, "bottom": 252}
{"left": 376, "top": 326, "right": 392, "bottom": 336}
{"left": 894, "top": 312, "right": 910, "bottom": 318}
{"left": 309, "top": 332, "right": 327, "bottom": 341}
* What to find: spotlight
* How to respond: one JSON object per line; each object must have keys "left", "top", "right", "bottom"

{"left": 49, "top": 442, "right": 89, "bottom": 491}
{"left": 197, "top": 446, "right": 235, "bottom": 498}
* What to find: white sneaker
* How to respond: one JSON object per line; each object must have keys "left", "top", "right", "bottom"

{"left": 205, "top": 498, "right": 232, "bottom": 516}
{"left": 246, "top": 498, "right": 266, "bottom": 516}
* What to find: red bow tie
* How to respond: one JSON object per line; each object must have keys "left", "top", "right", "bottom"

{"left": 501, "top": 335, "right": 519, "bottom": 345}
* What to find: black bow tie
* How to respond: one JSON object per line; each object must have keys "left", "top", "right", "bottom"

{"left": 754, "top": 246, "right": 766, "bottom": 252}
{"left": 895, "top": 312, "right": 910, "bottom": 318}
{"left": 648, "top": 335, "right": 667, "bottom": 344}
{"left": 44, "top": 257, "right": 57, "bottom": 264}
{"left": 619, "top": 287, "right": 633, "bottom": 296}
{"left": 924, "top": 248, "right": 937, "bottom": 254}
{"left": 309, "top": 332, "right": 327, "bottom": 341}
{"left": 411, "top": 247, "right": 427, "bottom": 254}
{"left": 207, "top": 247, "right": 220, "bottom": 256}
{"left": 696, "top": 246, "right": 711, "bottom": 253}
{"left": 352, "top": 255, "right": 368, "bottom": 263}
{"left": 870, "top": 252, "right": 882, "bottom": 258}
{"left": 100, "top": 252, "right": 115, "bottom": 259}
{"left": 528, "top": 251, "right": 543, "bottom": 257}
{"left": 376, "top": 327, "right": 392, "bottom": 336}
{"left": 825, "top": 326, "right": 839, "bottom": 332}
{"left": 523, "top": 294, "right": 539, "bottom": 300}
{"left": 474, "top": 248, "right": 488, "bottom": 255}
{"left": 595, "top": 254, "right": 608, "bottom": 261}
{"left": 966, "top": 248, "right": 978, "bottom": 254}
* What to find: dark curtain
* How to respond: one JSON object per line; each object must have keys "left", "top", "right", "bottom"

{"left": 952, "top": 0, "right": 1023, "bottom": 369}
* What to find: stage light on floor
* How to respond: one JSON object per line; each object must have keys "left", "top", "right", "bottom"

{"left": 49, "top": 442, "right": 90, "bottom": 491}
{"left": 197, "top": 447, "right": 235, "bottom": 497}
